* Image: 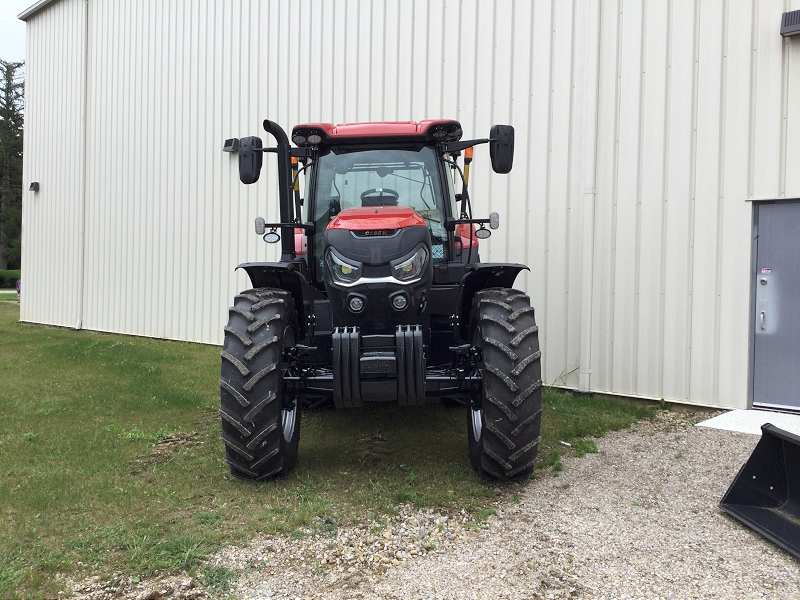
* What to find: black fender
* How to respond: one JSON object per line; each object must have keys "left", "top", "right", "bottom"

{"left": 456, "top": 263, "right": 529, "bottom": 341}
{"left": 236, "top": 261, "right": 309, "bottom": 339}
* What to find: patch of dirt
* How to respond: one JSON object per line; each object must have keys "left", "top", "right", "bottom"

{"left": 639, "top": 408, "right": 723, "bottom": 433}
{"left": 67, "top": 573, "right": 207, "bottom": 600}
{"left": 130, "top": 433, "right": 201, "bottom": 474}
{"left": 355, "top": 431, "right": 391, "bottom": 463}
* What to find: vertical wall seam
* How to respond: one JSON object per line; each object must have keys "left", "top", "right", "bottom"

{"left": 779, "top": 2, "right": 789, "bottom": 198}
{"left": 424, "top": 0, "right": 431, "bottom": 115}
{"left": 543, "top": 0, "right": 556, "bottom": 371}
{"left": 713, "top": 0, "right": 729, "bottom": 406}
{"left": 609, "top": 0, "right": 623, "bottom": 391}
{"left": 522, "top": 0, "right": 535, "bottom": 306}
{"left": 564, "top": 0, "right": 576, "bottom": 380}
{"left": 368, "top": 0, "right": 374, "bottom": 119}
{"left": 470, "top": 1, "right": 478, "bottom": 153}
{"left": 633, "top": 0, "right": 647, "bottom": 395}
{"left": 382, "top": 0, "right": 388, "bottom": 118}
{"left": 686, "top": 0, "right": 701, "bottom": 400}
{"left": 189, "top": 1, "right": 197, "bottom": 338}
{"left": 658, "top": 0, "right": 673, "bottom": 398}
{"left": 394, "top": 0, "right": 400, "bottom": 118}
{"left": 456, "top": 0, "right": 463, "bottom": 118}
{"left": 77, "top": 0, "right": 89, "bottom": 330}
{"left": 502, "top": 0, "right": 514, "bottom": 263}
{"left": 139, "top": 2, "right": 147, "bottom": 333}
{"left": 200, "top": 0, "right": 209, "bottom": 341}
{"left": 578, "top": 0, "right": 602, "bottom": 393}
{"left": 344, "top": 0, "right": 350, "bottom": 119}
{"left": 488, "top": 0, "right": 498, "bottom": 258}
{"left": 747, "top": 0, "right": 758, "bottom": 198}
{"left": 439, "top": 0, "right": 446, "bottom": 118}
{"left": 410, "top": 0, "right": 416, "bottom": 118}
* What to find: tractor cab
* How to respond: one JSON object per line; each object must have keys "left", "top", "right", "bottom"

{"left": 289, "top": 121, "right": 482, "bottom": 284}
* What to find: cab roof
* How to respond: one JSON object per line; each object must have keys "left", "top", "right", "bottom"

{"left": 291, "top": 120, "right": 463, "bottom": 148}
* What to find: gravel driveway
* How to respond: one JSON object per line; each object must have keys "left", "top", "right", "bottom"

{"left": 71, "top": 411, "right": 800, "bottom": 599}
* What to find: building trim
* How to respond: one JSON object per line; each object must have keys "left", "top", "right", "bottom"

{"left": 18, "top": 0, "right": 60, "bottom": 21}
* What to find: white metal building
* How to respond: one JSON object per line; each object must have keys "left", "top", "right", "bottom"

{"left": 19, "top": 0, "right": 800, "bottom": 411}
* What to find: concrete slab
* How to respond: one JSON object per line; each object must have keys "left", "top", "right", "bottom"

{"left": 696, "top": 408, "right": 800, "bottom": 436}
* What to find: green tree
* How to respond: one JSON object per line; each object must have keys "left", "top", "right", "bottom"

{"left": 0, "top": 59, "right": 24, "bottom": 270}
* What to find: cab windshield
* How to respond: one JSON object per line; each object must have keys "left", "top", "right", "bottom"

{"left": 310, "top": 147, "right": 454, "bottom": 279}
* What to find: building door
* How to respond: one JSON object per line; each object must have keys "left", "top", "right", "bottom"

{"left": 753, "top": 201, "right": 800, "bottom": 412}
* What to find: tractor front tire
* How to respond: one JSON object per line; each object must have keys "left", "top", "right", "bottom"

{"left": 219, "top": 288, "right": 300, "bottom": 480}
{"left": 468, "top": 288, "right": 542, "bottom": 480}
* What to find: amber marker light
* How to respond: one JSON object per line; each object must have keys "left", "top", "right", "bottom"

{"left": 464, "top": 147, "right": 473, "bottom": 185}
{"left": 291, "top": 156, "right": 300, "bottom": 190}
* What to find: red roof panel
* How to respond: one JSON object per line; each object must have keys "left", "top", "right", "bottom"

{"left": 292, "top": 120, "right": 462, "bottom": 144}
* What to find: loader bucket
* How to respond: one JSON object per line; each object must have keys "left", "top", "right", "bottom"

{"left": 719, "top": 423, "right": 800, "bottom": 559}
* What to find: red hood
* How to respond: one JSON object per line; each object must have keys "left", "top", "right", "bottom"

{"left": 327, "top": 206, "right": 426, "bottom": 231}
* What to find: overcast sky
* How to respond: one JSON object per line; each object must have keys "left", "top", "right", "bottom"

{"left": 0, "top": 0, "right": 30, "bottom": 64}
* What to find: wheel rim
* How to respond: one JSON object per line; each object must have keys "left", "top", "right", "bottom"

{"left": 470, "top": 325, "right": 484, "bottom": 443}
{"left": 471, "top": 407, "right": 482, "bottom": 442}
{"left": 279, "top": 324, "right": 297, "bottom": 443}
{"left": 282, "top": 403, "right": 297, "bottom": 442}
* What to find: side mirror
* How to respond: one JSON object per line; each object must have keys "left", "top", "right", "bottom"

{"left": 238, "top": 136, "right": 264, "bottom": 184}
{"left": 489, "top": 125, "right": 514, "bottom": 174}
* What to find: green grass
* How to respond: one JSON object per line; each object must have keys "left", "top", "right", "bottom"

{"left": 0, "top": 302, "right": 656, "bottom": 596}
{"left": 536, "top": 390, "right": 654, "bottom": 468}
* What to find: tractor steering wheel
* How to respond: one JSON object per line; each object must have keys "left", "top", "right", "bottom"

{"left": 360, "top": 188, "right": 400, "bottom": 206}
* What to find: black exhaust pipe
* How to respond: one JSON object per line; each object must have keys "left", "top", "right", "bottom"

{"left": 263, "top": 120, "right": 295, "bottom": 261}
{"left": 720, "top": 423, "right": 800, "bottom": 559}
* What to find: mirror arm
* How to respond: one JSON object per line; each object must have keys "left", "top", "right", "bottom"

{"left": 444, "top": 217, "right": 491, "bottom": 232}
{"left": 443, "top": 138, "right": 490, "bottom": 153}
{"left": 261, "top": 222, "right": 315, "bottom": 233}
{"left": 255, "top": 147, "right": 312, "bottom": 157}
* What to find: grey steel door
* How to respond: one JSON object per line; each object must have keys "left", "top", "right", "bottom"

{"left": 753, "top": 201, "right": 800, "bottom": 411}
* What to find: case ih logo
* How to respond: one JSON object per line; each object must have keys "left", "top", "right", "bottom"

{"left": 360, "top": 229, "right": 396, "bottom": 237}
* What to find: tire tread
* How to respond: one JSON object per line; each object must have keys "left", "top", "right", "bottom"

{"left": 469, "top": 287, "right": 542, "bottom": 481}
{"left": 220, "top": 288, "right": 300, "bottom": 480}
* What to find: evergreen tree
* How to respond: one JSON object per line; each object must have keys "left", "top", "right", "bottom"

{"left": 0, "top": 59, "right": 24, "bottom": 270}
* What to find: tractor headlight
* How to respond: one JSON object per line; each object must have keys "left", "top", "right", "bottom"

{"left": 391, "top": 246, "right": 428, "bottom": 282}
{"left": 326, "top": 250, "right": 361, "bottom": 284}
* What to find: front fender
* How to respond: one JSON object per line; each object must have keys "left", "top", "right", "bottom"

{"left": 456, "top": 263, "right": 529, "bottom": 341}
{"left": 236, "top": 261, "right": 309, "bottom": 339}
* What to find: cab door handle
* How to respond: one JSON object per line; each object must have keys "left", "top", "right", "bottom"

{"left": 760, "top": 311, "right": 766, "bottom": 330}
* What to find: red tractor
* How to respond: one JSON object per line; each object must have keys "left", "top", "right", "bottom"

{"left": 220, "top": 120, "right": 541, "bottom": 481}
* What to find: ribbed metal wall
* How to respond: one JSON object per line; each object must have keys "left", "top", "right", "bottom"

{"left": 20, "top": 0, "right": 86, "bottom": 328}
{"left": 586, "top": 0, "right": 800, "bottom": 408}
{"left": 20, "top": 0, "right": 800, "bottom": 409}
